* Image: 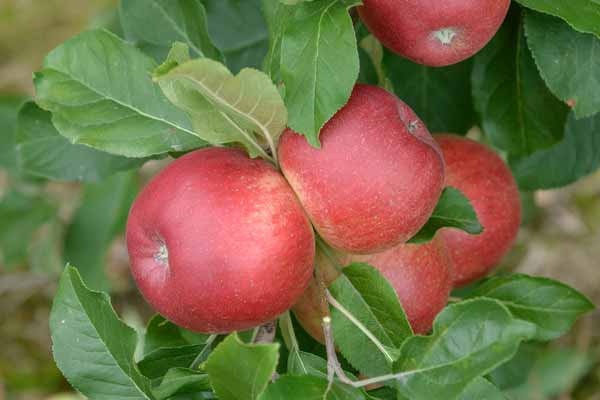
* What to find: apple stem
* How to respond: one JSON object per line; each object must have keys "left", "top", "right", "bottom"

{"left": 190, "top": 334, "right": 217, "bottom": 370}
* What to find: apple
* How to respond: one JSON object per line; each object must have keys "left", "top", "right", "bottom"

{"left": 435, "top": 134, "right": 521, "bottom": 287}
{"left": 293, "top": 237, "right": 453, "bottom": 341}
{"left": 358, "top": 0, "right": 511, "bottom": 67}
{"left": 126, "top": 147, "right": 315, "bottom": 333}
{"left": 279, "top": 84, "right": 445, "bottom": 254}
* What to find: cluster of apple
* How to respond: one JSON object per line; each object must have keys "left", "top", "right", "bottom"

{"left": 125, "top": 0, "right": 519, "bottom": 336}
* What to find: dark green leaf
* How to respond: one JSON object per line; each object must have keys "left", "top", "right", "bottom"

{"left": 65, "top": 171, "right": 139, "bottom": 291}
{"left": 49, "top": 265, "right": 155, "bottom": 399}
{"left": 144, "top": 315, "right": 209, "bottom": 356}
{"left": 467, "top": 273, "right": 595, "bottom": 340}
{"left": 488, "top": 343, "right": 543, "bottom": 390}
{"left": 408, "top": 187, "right": 483, "bottom": 244}
{"left": 281, "top": 0, "right": 360, "bottom": 146}
{"left": 16, "top": 102, "right": 142, "bottom": 181}
{"left": 525, "top": 12, "right": 600, "bottom": 119}
{"left": 260, "top": 375, "right": 365, "bottom": 400}
{"left": 139, "top": 345, "right": 205, "bottom": 381}
{"left": 206, "top": 333, "right": 279, "bottom": 400}
{"left": 472, "top": 9, "right": 569, "bottom": 156}
{"left": 35, "top": 29, "right": 206, "bottom": 157}
{"left": 393, "top": 299, "right": 536, "bottom": 400}
{"left": 511, "top": 110, "right": 600, "bottom": 191}
{"left": 384, "top": 52, "right": 475, "bottom": 134}
{"left": 329, "top": 263, "right": 412, "bottom": 378}
{"left": 503, "top": 347, "right": 594, "bottom": 399}
{"left": 261, "top": 0, "right": 294, "bottom": 81}
{"left": 0, "top": 190, "right": 55, "bottom": 268}
{"left": 119, "top": 0, "right": 222, "bottom": 61}
{"left": 514, "top": 0, "right": 600, "bottom": 38}
{"left": 0, "top": 95, "right": 27, "bottom": 174}
{"left": 155, "top": 368, "right": 210, "bottom": 400}
{"left": 203, "top": 0, "right": 269, "bottom": 73}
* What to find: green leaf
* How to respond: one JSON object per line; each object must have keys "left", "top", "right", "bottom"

{"left": 34, "top": 29, "right": 206, "bottom": 157}
{"left": 393, "top": 299, "right": 536, "bottom": 400}
{"left": 154, "top": 368, "right": 210, "bottom": 400}
{"left": 329, "top": 263, "right": 413, "bottom": 378}
{"left": 488, "top": 343, "right": 542, "bottom": 390}
{"left": 511, "top": 111, "right": 600, "bottom": 190}
{"left": 49, "top": 265, "right": 155, "bottom": 399}
{"left": 260, "top": 375, "right": 365, "bottom": 400}
{"left": 408, "top": 187, "right": 483, "bottom": 244}
{"left": 281, "top": 0, "right": 360, "bottom": 146}
{"left": 503, "top": 347, "right": 594, "bottom": 399}
{"left": 154, "top": 55, "right": 287, "bottom": 160}
{"left": 15, "top": 102, "right": 142, "bottom": 181}
{"left": 514, "top": 0, "right": 600, "bottom": 38}
{"left": 119, "top": 0, "right": 222, "bottom": 61}
{"left": 144, "top": 315, "right": 209, "bottom": 356}
{"left": 458, "top": 378, "right": 506, "bottom": 400}
{"left": 65, "top": 171, "right": 139, "bottom": 291}
{"left": 467, "top": 273, "right": 595, "bottom": 340}
{"left": 139, "top": 345, "right": 205, "bottom": 381}
{"left": 472, "top": 9, "right": 569, "bottom": 157}
{"left": 0, "top": 190, "right": 56, "bottom": 268}
{"left": 206, "top": 333, "right": 279, "bottom": 400}
{"left": 525, "top": 12, "right": 600, "bottom": 119}
{"left": 261, "top": 0, "right": 294, "bottom": 82}
{"left": 287, "top": 352, "right": 366, "bottom": 399}
{"left": 203, "top": 0, "right": 269, "bottom": 73}
{"left": 0, "top": 95, "right": 27, "bottom": 174}
{"left": 384, "top": 52, "right": 475, "bottom": 134}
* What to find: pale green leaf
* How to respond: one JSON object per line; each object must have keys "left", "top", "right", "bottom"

{"left": 155, "top": 56, "right": 287, "bottom": 160}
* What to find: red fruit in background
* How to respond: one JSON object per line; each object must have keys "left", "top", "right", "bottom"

{"left": 435, "top": 134, "right": 521, "bottom": 287}
{"left": 358, "top": 0, "right": 510, "bottom": 67}
{"left": 279, "top": 84, "right": 445, "bottom": 254}
{"left": 293, "top": 237, "right": 453, "bottom": 341}
{"left": 126, "top": 148, "right": 315, "bottom": 333}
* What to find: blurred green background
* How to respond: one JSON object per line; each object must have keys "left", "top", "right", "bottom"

{"left": 1, "top": 1, "right": 599, "bottom": 399}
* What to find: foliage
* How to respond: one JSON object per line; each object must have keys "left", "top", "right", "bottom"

{"left": 2, "top": 0, "right": 599, "bottom": 399}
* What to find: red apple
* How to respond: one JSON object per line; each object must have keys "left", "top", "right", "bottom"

{"left": 293, "top": 237, "right": 453, "bottom": 341}
{"left": 435, "top": 134, "right": 521, "bottom": 287}
{"left": 358, "top": 0, "right": 511, "bottom": 67}
{"left": 126, "top": 148, "right": 315, "bottom": 333}
{"left": 279, "top": 84, "right": 445, "bottom": 254}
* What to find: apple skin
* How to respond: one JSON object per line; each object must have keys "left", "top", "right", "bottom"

{"left": 358, "top": 0, "right": 511, "bottom": 67}
{"left": 126, "top": 147, "right": 315, "bottom": 333}
{"left": 278, "top": 84, "right": 445, "bottom": 254}
{"left": 435, "top": 134, "right": 521, "bottom": 287}
{"left": 293, "top": 237, "right": 453, "bottom": 342}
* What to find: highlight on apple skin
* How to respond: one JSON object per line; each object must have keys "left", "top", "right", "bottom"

{"left": 279, "top": 84, "right": 445, "bottom": 255}
{"left": 358, "top": 0, "right": 511, "bottom": 67}
{"left": 293, "top": 237, "right": 453, "bottom": 342}
{"left": 126, "top": 147, "right": 316, "bottom": 334}
{"left": 435, "top": 134, "right": 521, "bottom": 287}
